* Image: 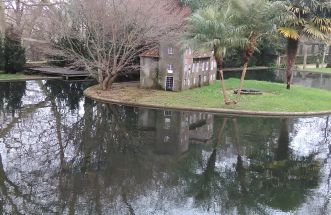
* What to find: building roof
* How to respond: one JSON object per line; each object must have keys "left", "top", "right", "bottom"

{"left": 193, "top": 50, "right": 213, "bottom": 59}
{"left": 140, "top": 48, "right": 213, "bottom": 59}
{"left": 140, "top": 48, "right": 160, "bottom": 58}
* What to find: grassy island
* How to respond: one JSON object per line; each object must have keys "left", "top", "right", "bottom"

{"left": 85, "top": 78, "right": 331, "bottom": 115}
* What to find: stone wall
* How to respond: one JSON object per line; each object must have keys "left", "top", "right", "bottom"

{"left": 140, "top": 57, "right": 159, "bottom": 88}
{"left": 159, "top": 40, "right": 184, "bottom": 91}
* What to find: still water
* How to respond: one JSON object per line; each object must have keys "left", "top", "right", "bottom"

{"left": 0, "top": 79, "right": 330, "bottom": 215}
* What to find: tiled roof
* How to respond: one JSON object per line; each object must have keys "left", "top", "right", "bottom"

{"left": 140, "top": 48, "right": 159, "bottom": 58}
{"left": 192, "top": 50, "right": 213, "bottom": 59}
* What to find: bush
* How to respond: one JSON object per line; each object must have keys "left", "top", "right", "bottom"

{"left": 4, "top": 35, "right": 26, "bottom": 73}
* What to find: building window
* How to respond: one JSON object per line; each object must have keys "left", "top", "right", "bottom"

{"left": 193, "top": 78, "right": 196, "bottom": 85}
{"left": 206, "top": 62, "right": 209, "bottom": 70}
{"left": 196, "top": 62, "right": 200, "bottom": 72}
{"left": 168, "top": 47, "right": 174, "bottom": 55}
{"left": 164, "top": 110, "right": 172, "bottom": 117}
{"left": 164, "top": 136, "right": 170, "bottom": 143}
{"left": 164, "top": 118, "right": 171, "bottom": 129}
{"left": 167, "top": 64, "right": 173, "bottom": 73}
{"left": 202, "top": 62, "right": 205, "bottom": 71}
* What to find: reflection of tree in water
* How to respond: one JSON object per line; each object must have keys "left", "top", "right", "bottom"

{"left": 43, "top": 80, "right": 94, "bottom": 111}
{"left": 0, "top": 82, "right": 26, "bottom": 114}
{"left": 176, "top": 117, "right": 321, "bottom": 214}
{"left": 0, "top": 81, "right": 327, "bottom": 215}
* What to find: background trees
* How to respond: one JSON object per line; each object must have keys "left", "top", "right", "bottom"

{"left": 277, "top": 0, "right": 331, "bottom": 89}
{"left": 48, "top": 0, "right": 188, "bottom": 90}
{"left": 183, "top": 0, "right": 285, "bottom": 104}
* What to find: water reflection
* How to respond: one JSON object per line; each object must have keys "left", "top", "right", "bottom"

{"left": 275, "top": 70, "right": 331, "bottom": 90}
{"left": 0, "top": 80, "right": 330, "bottom": 214}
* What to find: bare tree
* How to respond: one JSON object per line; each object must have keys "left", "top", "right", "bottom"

{"left": 0, "top": 1, "right": 5, "bottom": 34}
{"left": 4, "top": 0, "right": 63, "bottom": 39}
{"left": 48, "top": 0, "right": 188, "bottom": 90}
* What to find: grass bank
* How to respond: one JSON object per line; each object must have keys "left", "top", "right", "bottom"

{"left": 0, "top": 71, "right": 49, "bottom": 81}
{"left": 85, "top": 79, "right": 331, "bottom": 114}
{"left": 303, "top": 67, "right": 331, "bottom": 74}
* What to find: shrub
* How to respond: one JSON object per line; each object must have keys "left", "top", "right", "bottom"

{"left": 4, "top": 34, "right": 26, "bottom": 73}
{"left": 0, "top": 36, "right": 4, "bottom": 70}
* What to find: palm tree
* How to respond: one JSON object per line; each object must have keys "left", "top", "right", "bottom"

{"left": 230, "top": 0, "right": 284, "bottom": 102}
{"left": 278, "top": 0, "right": 331, "bottom": 89}
{"left": 182, "top": 4, "right": 245, "bottom": 105}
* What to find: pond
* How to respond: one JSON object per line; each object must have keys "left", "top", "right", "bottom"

{"left": 0, "top": 79, "right": 330, "bottom": 215}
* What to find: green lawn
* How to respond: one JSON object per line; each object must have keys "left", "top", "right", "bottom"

{"left": 138, "top": 79, "right": 331, "bottom": 112}
{"left": 303, "top": 67, "right": 331, "bottom": 74}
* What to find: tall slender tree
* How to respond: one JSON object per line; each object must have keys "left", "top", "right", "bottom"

{"left": 230, "top": 0, "right": 285, "bottom": 102}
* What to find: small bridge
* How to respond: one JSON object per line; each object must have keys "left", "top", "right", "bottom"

{"left": 28, "top": 67, "right": 91, "bottom": 80}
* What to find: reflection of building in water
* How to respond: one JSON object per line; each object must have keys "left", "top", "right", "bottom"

{"left": 138, "top": 108, "right": 214, "bottom": 156}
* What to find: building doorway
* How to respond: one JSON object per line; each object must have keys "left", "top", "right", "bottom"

{"left": 166, "top": 76, "right": 174, "bottom": 91}
{"left": 198, "top": 75, "right": 202, "bottom": 87}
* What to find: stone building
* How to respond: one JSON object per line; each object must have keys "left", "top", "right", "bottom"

{"left": 140, "top": 40, "right": 217, "bottom": 91}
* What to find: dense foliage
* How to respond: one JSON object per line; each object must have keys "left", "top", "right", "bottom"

{"left": 4, "top": 35, "right": 26, "bottom": 73}
{"left": 0, "top": 36, "right": 4, "bottom": 69}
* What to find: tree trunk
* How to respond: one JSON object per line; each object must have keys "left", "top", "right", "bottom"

{"left": 102, "top": 75, "right": 111, "bottom": 90}
{"left": 236, "top": 34, "right": 257, "bottom": 103}
{"left": 101, "top": 74, "right": 117, "bottom": 90}
{"left": 322, "top": 45, "right": 327, "bottom": 65}
{"left": 303, "top": 44, "right": 308, "bottom": 69}
{"left": 236, "top": 61, "right": 249, "bottom": 103}
{"left": 215, "top": 52, "right": 231, "bottom": 105}
{"left": 286, "top": 38, "right": 299, "bottom": 90}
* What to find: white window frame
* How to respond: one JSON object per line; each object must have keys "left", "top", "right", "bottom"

{"left": 202, "top": 62, "right": 205, "bottom": 71}
{"left": 164, "top": 136, "right": 170, "bottom": 143}
{"left": 164, "top": 118, "right": 171, "bottom": 129}
{"left": 168, "top": 47, "right": 174, "bottom": 55}
{"left": 167, "top": 64, "right": 173, "bottom": 73}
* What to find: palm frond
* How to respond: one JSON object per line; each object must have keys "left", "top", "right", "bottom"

{"left": 277, "top": 27, "right": 300, "bottom": 40}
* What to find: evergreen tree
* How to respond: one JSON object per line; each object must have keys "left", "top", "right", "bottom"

{"left": 4, "top": 30, "right": 26, "bottom": 74}
{"left": 0, "top": 36, "right": 4, "bottom": 70}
